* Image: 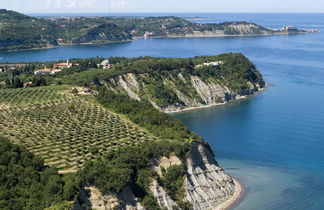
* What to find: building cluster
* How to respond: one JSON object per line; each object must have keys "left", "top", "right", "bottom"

{"left": 34, "top": 59, "right": 78, "bottom": 75}
{"left": 54, "top": 59, "right": 79, "bottom": 69}
{"left": 1, "top": 59, "right": 113, "bottom": 75}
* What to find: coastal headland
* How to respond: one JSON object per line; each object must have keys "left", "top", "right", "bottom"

{"left": 0, "top": 53, "right": 265, "bottom": 209}
{"left": 0, "top": 9, "right": 319, "bottom": 52}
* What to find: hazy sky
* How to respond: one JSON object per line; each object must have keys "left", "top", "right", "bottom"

{"left": 1, "top": 0, "right": 324, "bottom": 13}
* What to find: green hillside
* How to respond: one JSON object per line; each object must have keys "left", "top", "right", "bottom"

{"left": 0, "top": 9, "right": 61, "bottom": 50}
{"left": 0, "top": 88, "right": 160, "bottom": 173}
{"left": 57, "top": 54, "right": 265, "bottom": 110}
{"left": 0, "top": 54, "right": 264, "bottom": 209}
{"left": 0, "top": 9, "right": 275, "bottom": 51}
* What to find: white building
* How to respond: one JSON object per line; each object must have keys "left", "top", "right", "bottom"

{"left": 98, "top": 60, "right": 112, "bottom": 69}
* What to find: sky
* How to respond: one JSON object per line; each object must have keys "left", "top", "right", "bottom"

{"left": 1, "top": 0, "right": 324, "bottom": 13}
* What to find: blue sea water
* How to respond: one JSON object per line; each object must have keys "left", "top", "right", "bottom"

{"left": 1, "top": 13, "right": 324, "bottom": 209}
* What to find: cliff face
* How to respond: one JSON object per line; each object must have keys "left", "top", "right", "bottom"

{"left": 78, "top": 142, "right": 239, "bottom": 210}
{"left": 75, "top": 54, "right": 256, "bottom": 209}
{"left": 77, "top": 186, "right": 145, "bottom": 210}
{"left": 104, "top": 71, "right": 263, "bottom": 113}
{"left": 185, "top": 142, "right": 237, "bottom": 209}
{"left": 166, "top": 22, "right": 273, "bottom": 37}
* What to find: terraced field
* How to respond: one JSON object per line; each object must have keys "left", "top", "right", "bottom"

{"left": 0, "top": 88, "right": 157, "bottom": 173}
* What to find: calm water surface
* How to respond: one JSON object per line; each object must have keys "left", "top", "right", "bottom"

{"left": 2, "top": 13, "right": 324, "bottom": 209}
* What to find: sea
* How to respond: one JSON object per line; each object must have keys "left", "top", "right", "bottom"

{"left": 1, "top": 13, "right": 324, "bottom": 210}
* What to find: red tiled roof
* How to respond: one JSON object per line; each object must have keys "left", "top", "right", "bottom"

{"left": 55, "top": 63, "right": 69, "bottom": 66}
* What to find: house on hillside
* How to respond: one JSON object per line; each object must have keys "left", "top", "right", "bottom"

{"left": 54, "top": 59, "right": 78, "bottom": 69}
{"left": 97, "top": 60, "right": 112, "bottom": 69}
{"left": 34, "top": 68, "right": 62, "bottom": 75}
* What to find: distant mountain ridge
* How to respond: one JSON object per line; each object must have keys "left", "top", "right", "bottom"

{"left": 0, "top": 9, "right": 317, "bottom": 51}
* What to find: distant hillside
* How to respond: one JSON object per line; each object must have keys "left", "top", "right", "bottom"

{"left": 0, "top": 9, "right": 61, "bottom": 50}
{"left": 0, "top": 9, "right": 314, "bottom": 51}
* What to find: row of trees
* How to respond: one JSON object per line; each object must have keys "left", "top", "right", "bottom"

{"left": 4, "top": 76, "right": 47, "bottom": 88}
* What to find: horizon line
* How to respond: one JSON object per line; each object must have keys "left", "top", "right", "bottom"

{"left": 25, "top": 11, "right": 324, "bottom": 14}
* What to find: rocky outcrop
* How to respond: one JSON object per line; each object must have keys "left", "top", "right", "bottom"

{"left": 149, "top": 180, "right": 178, "bottom": 210}
{"left": 77, "top": 143, "right": 241, "bottom": 210}
{"left": 104, "top": 71, "right": 262, "bottom": 113}
{"left": 116, "top": 74, "right": 141, "bottom": 101}
{"left": 77, "top": 186, "right": 145, "bottom": 210}
{"left": 190, "top": 76, "right": 230, "bottom": 104}
{"left": 185, "top": 142, "right": 238, "bottom": 210}
{"left": 153, "top": 155, "right": 182, "bottom": 176}
{"left": 148, "top": 144, "right": 240, "bottom": 210}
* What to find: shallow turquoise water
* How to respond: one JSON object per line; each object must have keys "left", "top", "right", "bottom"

{"left": 1, "top": 13, "right": 324, "bottom": 209}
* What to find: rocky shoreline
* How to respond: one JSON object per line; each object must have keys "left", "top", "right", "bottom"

{"left": 169, "top": 87, "right": 267, "bottom": 209}
{"left": 165, "top": 87, "right": 266, "bottom": 114}
{"left": 216, "top": 179, "right": 244, "bottom": 210}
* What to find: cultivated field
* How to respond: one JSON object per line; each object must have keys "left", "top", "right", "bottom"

{"left": 0, "top": 88, "right": 157, "bottom": 173}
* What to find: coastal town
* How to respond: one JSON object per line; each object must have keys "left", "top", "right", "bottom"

{"left": 0, "top": 59, "right": 112, "bottom": 89}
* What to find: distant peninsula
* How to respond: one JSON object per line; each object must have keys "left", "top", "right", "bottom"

{"left": 0, "top": 9, "right": 319, "bottom": 51}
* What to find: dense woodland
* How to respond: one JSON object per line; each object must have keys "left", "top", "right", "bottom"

{"left": 0, "top": 137, "right": 80, "bottom": 210}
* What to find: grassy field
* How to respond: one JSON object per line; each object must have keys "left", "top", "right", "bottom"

{"left": 0, "top": 87, "right": 157, "bottom": 173}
